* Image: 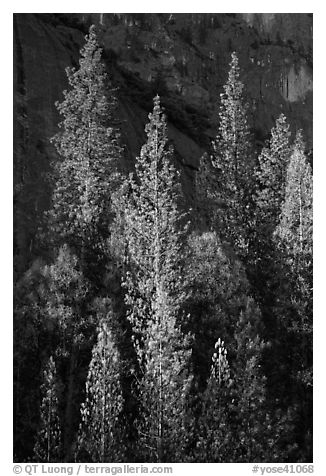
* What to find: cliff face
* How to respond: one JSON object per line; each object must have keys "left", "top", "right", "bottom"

{"left": 13, "top": 13, "right": 313, "bottom": 272}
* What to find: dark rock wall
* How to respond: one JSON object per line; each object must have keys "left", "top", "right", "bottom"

{"left": 13, "top": 13, "right": 313, "bottom": 272}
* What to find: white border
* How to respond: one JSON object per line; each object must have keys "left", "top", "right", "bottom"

{"left": 4, "top": 2, "right": 324, "bottom": 473}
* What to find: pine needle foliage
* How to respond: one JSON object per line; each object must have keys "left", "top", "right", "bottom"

{"left": 249, "top": 113, "right": 293, "bottom": 306}
{"left": 39, "top": 245, "right": 94, "bottom": 460}
{"left": 134, "top": 288, "right": 192, "bottom": 462}
{"left": 275, "top": 131, "right": 312, "bottom": 270}
{"left": 77, "top": 319, "right": 126, "bottom": 462}
{"left": 122, "top": 95, "right": 189, "bottom": 356}
{"left": 256, "top": 113, "right": 292, "bottom": 233}
{"left": 212, "top": 52, "right": 253, "bottom": 192}
{"left": 121, "top": 96, "right": 192, "bottom": 462}
{"left": 40, "top": 244, "right": 91, "bottom": 354}
{"left": 275, "top": 130, "right": 313, "bottom": 336}
{"left": 48, "top": 25, "right": 122, "bottom": 270}
{"left": 274, "top": 131, "right": 313, "bottom": 391}
{"left": 196, "top": 52, "right": 254, "bottom": 256}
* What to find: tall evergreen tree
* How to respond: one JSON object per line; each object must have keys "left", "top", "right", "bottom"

{"left": 275, "top": 131, "right": 312, "bottom": 313}
{"left": 273, "top": 131, "right": 313, "bottom": 459}
{"left": 246, "top": 117, "right": 313, "bottom": 462}
{"left": 41, "top": 25, "right": 124, "bottom": 457}
{"left": 121, "top": 96, "right": 192, "bottom": 462}
{"left": 281, "top": 131, "right": 312, "bottom": 333}
{"left": 47, "top": 24, "right": 122, "bottom": 278}
{"left": 249, "top": 113, "right": 293, "bottom": 348}
{"left": 77, "top": 319, "right": 126, "bottom": 462}
{"left": 213, "top": 52, "right": 253, "bottom": 190}
{"left": 256, "top": 113, "right": 292, "bottom": 234}
{"left": 275, "top": 131, "right": 313, "bottom": 283}
{"left": 122, "top": 95, "right": 188, "bottom": 354}
{"left": 34, "top": 356, "right": 62, "bottom": 462}
{"left": 203, "top": 51, "right": 254, "bottom": 254}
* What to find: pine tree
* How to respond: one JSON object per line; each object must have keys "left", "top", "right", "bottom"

{"left": 231, "top": 298, "right": 269, "bottom": 461}
{"left": 276, "top": 131, "right": 313, "bottom": 344}
{"left": 194, "top": 338, "right": 233, "bottom": 462}
{"left": 207, "top": 51, "right": 254, "bottom": 254}
{"left": 40, "top": 244, "right": 93, "bottom": 460}
{"left": 136, "top": 298, "right": 192, "bottom": 462}
{"left": 42, "top": 26, "right": 124, "bottom": 456}
{"left": 275, "top": 131, "right": 312, "bottom": 281}
{"left": 77, "top": 319, "right": 126, "bottom": 462}
{"left": 121, "top": 96, "right": 192, "bottom": 462}
{"left": 48, "top": 24, "right": 122, "bottom": 275}
{"left": 34, "top": 356, "right": 62, "bottom": 462}
{"left": 256, "top": 113, "right": 292, "bottom": 234}
{"left": 270, "top": 131, "right": 312, "bottom": 387}
{"left": 122, "top": 95, "right": 188, "bottom": 354}
{"left": 41, "top": 245, "right": 91, "bottom": 347}
{"left": 249, "top": 113, "right": 292, "bottom": 346}
{"left": 273, "top": 131, "right": 313, "bottom": 459}
{"left": 192, "top": 301, "right": 294, "bottom": 462}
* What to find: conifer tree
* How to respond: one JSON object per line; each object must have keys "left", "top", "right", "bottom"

{"left": 121, "top": 96, "right": 192, "bottom": 462}
{"left": 274, "top": 132, "right": 313, "bottom": 456}
{"left": 194, "top": 299, "right": 284, "bottom": 462}
{"left": 193, "top": 305, "right": 292, "bottom": 462}
{"left": 48, "top": 24, "right": 122, "bottom": 275}
{"left": 135, "top": 300, "right": 192, "bottom": 462}
{"left": 250, "top": 114, "right": 292, "bottom": 337}
{"left": 40, "top": 244, "right": 93, "bottom": 460}
{"left": 275, "top": 131, "right": 312, "bottom": 279}
{"left": 232, "top": 300, "right": 301, "bottom": 462}
{"left": 213, "top": 52, "right": 253, "bottom": 190}
{"left": 41, "top": 245, "right": 90, "bottom": 346}
{"left": 231, "top": 298, "right": 269, "bottom": 461}
{"left": 34, "top": 356, "right": 62, "bottom": 462}
{"left": 249, "top": 120, "right": 313, "bottom": 460}
{"left": 256, "top": 113, "right": 292, "bottom": 234}
{"left": 122, "top": 95, "right": 188, "bottom": 354}
{"left": 194, "top": 338, "right": 233, "bottom": 462}
{"left": 269, "top": 131, "right": 312, "bottom": 379}
{"left": 77, "top": 320, "right": 125, "bottom": 462}
{"left": 207, "top": 51, "right": 254, "bottom": 254}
